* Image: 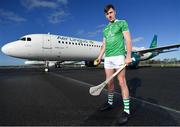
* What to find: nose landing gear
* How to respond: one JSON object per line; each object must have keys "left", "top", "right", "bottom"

{"left": 44, "top": 61, "right": 49, "bottom": 72}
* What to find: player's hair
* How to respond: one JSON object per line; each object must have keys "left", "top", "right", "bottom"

{"left": 104, "top": 4, "right": 115, "bottom": 13}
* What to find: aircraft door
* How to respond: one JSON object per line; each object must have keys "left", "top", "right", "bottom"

{"left": 43, "top": 34, "right": 52, "bottom": 59}
{"left": 43, "top": 34, "right": 52, "bottom": 49}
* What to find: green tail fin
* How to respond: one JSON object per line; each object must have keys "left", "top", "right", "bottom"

{"left": 150, "top": 35, "right": 157, "bottom": 48}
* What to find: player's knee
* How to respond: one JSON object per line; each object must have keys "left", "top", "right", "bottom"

{"left": 108, "top": 81, "right": 114, "bottom": 88}
{"left": 119, "top": 81, "right": 125, "bottom": 87}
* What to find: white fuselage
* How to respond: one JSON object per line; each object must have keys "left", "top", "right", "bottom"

{"left": 1, "top": 34, "right": 102, "bottom": 61}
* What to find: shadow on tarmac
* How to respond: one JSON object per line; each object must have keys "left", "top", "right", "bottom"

{"left": 81, "top": 94, "right": 178, "bottom": 126}
{"left": 81, "top": 76, "right": 178, "bottom": 126}
{"left": 128, "top": 77, "right": 142, "bottom": 97}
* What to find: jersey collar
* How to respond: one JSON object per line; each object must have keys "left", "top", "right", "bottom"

{"left": 109, "top": 19, "right": 118, "bottom": 24}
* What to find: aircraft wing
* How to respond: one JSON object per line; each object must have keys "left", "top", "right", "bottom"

{"left": 135, "top": 44, "right": 180, "bottom": 54}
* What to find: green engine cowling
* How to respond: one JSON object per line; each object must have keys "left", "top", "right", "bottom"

{"left": 128, "top": 52, "right": 141, "bottom": 68}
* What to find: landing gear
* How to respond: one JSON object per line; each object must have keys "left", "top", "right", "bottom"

{"left": 44, "top": 61, "right": 49, "bottom": 72}
{"left": 44, "top": 68, "right": 49, "bottom": 72}
{"left": 55, "top": 62, "right": 61, "bottom": 68}
{"left": 85, "top": 61, "right": 95, "bottom": 67}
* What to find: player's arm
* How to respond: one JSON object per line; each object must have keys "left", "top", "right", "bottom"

{"left": 94, "top": 38, "right": 105, "bottom": 65}
{"left": 98, "top": 38, "right": 105, "bottom": 60}
{"left": 123, "top": 31, "right": 132, "bottom": 64}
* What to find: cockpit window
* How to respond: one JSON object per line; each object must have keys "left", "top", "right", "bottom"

{"left": 20, "top": 37, "right": 31, "bottom": 41}
{"left": 20, "top": 37, "right": 26, "bottom": 41}
{"left": 27, "top": 37, "right": 31, "bottom": 41}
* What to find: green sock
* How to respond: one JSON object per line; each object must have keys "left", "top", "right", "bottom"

{"left": 123, "top": 98, "right": 130, "bottom": 114}
{"left": 108, "top": 92, "right": 114, "bottom": 105}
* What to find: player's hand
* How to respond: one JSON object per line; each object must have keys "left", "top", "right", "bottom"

{"left": 125, "top": 57, "right": 132, "bottom": 65}
{"left": 94, "top": 58, "right": 101, "bottom": 66}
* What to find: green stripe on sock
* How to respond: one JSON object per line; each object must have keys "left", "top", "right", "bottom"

{"left": 123, "top": 98, "right": 130, "bottom": 114}
{"left": 108, "top": 92, "right": 114, "bottom": 105}
{"left": 124, "top": 102, "right": 129, "bottom": 106}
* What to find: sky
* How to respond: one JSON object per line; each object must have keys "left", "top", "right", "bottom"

{"left": 0, "top": 0, "right": 180, "bottom": 65}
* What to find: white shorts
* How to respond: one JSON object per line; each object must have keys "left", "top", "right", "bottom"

{"left": 104, "top": 55, "right": 125, "bottom": 69}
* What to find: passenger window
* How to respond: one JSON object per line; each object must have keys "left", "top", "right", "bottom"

{"left": 27, "top": 37, "right": 31, "bottom": 41}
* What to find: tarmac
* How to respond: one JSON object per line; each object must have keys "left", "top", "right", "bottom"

{"left": 0, "top": 66, "right": 180, "bottom": 126}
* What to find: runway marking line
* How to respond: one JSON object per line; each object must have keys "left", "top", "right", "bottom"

{"left": 50, "top": 72, "right": 180, "bottom": 115}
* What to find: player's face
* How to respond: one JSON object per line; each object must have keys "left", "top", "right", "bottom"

{"left": 105, "top": 8, "right": 116, "bottom": 22}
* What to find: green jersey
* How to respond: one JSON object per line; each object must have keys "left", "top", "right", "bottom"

{"left": 103, "top": 20, "right": 129, "bottom": 57}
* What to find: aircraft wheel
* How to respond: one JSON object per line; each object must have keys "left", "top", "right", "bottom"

{"left": 45, "top": 68, "right": 49, "bottom": 72}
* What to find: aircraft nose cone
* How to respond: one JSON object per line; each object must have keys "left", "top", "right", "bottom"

{"left": 1, "top": 41, "right": 25, "bottom": 58}
{"left": 1, "top": 43, "right": 13, "bottom": 56}
{"left": 1, "top": 44, "right": 8, "bottom": 55}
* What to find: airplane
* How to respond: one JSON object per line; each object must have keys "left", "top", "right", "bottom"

{"left": 130, "top": 35, "right": 180, "bottom": 68}
{"left": 1, "top": 33, "right": 180, "bottom": 72}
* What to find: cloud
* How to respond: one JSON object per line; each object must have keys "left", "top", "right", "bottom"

{"left": 48, "top": 10, "right": 69, "bottom": 24}
{"left": 87, "top": 29, "right": 102, "bottom": 37}
{"left": 132, "top": 37, "right": 144, "bottom": 43}
{"left": 21, "top": 0, "right": 68, "bottom": 9}
{"left": 87, "top": 24, "right": 105, "bottom": 37}
{"left": 21, "top": 0, "right": 69, "bottom": 24}
{"left": 21, "top": 0, "right": 58, "bottom": 9}
{"left": 57, "top": 0, "right": 68, "bottom": 5}
{"left": 97, "top": 24, "right": 106, "bottom": 28}
{"left": 76, "top": 30, "right": 85, "bottom": 35}
{"left": 75, "top": 24, "right": 105, "bottom": 37}
{"left": 0, "top": 9, "right": 26, "bottom": 22}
